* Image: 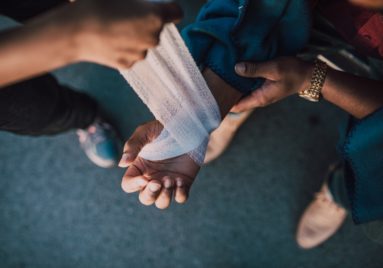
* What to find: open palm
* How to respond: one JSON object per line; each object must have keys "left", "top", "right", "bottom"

{"left": 119, "top": 121, "right": 200, "bottom": 209}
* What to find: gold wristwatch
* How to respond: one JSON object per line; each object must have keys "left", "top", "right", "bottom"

{"left": 299, "top": 59, "right": 328, "bottom": 102}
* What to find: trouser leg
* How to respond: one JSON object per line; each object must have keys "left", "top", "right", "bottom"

{"left": 327, "top": 163, "right": 351, "bottom": 210}
{"left": 328, "top": 163, "right": 383, "bottom": 245}
{"left": 0, "top": 74, "right": 98, "bottom": 136}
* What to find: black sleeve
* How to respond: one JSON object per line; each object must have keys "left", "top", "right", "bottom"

{"left": 0, "top": 0, "right": 67, "bottom": 22}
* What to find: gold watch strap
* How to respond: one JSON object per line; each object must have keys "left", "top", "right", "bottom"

{"left": 299, "top": 59, "right": 328, "bottom": 102}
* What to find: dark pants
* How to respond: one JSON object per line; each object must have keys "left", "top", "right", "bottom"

{"left": 0, "top": 0, "right": 98, "bottom": 136}
{"left": 0, "top": 75, "right": 98, "bottom": 136}
{"left": 328, "top": 164, "right": 351, "bottom": 210}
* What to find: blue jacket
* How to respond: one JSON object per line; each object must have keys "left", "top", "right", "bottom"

{"left": 339, "top": 109, "right": 383, "bottom": 224}
{"left": 182, "top": 0, "right": 310, "bottom": 94}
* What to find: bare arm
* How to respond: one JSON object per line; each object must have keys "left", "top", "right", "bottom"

{"left": 0, "top": 12, "right": 77, "bottom": 87}
{"left": 233, "top": 57, "right": 383, "bottom": 119}
{"left": 0, "top": 0, "right": 183, "bottom": 87}
{"left": 322, "top": 68, "right": 383, "bottom": 118}
{"left": 203, "top": 68, "right": 243, "bottom": 118}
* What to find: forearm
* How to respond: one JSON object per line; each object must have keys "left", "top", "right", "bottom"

{"left": 0, "top": 6, "right": 78, "bottom": 87}
{"left": 322, "top": 69, "right": 383, "bottom": 119}
{"left": 202, "top": 68, "right": 243, "bottom": 119}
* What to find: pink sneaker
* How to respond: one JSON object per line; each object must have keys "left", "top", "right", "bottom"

{"left": 296, "top": 183, "right": 347, "bottom": 249}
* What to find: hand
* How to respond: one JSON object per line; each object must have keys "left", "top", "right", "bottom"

{"left": 61, "top": 0, "right": 183, "bottom": 69}
{"left": 232, "top": 57, "right": 314, "bottom": 112}
{"left": 119, "top": 121, "right": 200, "bottom": 209}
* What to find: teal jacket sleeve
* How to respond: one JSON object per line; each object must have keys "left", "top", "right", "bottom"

{"left": 339, "top": 107, "right": 383, "bottom": 224}
{"left": 181, "top": 0, "right": 311, "bottom": 94}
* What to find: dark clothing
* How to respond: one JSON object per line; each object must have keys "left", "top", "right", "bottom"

{"left": 182, "top": 0, "right": 310, "bottom": 94}
{"left": 327, "top": 164, "right": 351, "bottom": 210}
{"left": 314, "top": 0, "right": 383, "bottom": 244}
{"left": 320, "top": 0, "right": 383, "bottom": 59}
{"left": 0, "top": 75, "right": 97, "bottom": 135}
{"left": 0, "top": 0, "right": 67, "bottom": 21}
{"left": 320, "top": 0, "right": 383, "bottom": 225}
{"left": 0, "top": 0, "right": 98, "bottom": 135}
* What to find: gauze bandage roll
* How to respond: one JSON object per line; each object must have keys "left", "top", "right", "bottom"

{"left": 120, "top": 24, "right": 221, "bottom": 166}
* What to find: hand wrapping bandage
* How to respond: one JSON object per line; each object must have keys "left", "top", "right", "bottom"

{"left": 182, "top": 0, "right": 310, "bottom": 94}
{"left": 120, "top": 24, "right": 221, "bottom": 166}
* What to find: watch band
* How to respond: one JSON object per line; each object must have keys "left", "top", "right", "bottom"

{"left": 299, "top": 60, "right": 328, "bottom": 102}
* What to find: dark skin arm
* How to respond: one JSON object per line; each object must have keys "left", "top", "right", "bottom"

{"left": 204, "top": 69, "right": 243, "bottom": 117}
{"left": 322, "top": 68, "right": 383, "bottom": 118}
{"left": 0, "top": 0, "right": 182, "bottom": 87}
{"left": 233, "top": 57, "right": 383, "bottom": 119}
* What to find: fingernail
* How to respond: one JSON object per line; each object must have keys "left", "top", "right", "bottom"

{"left": 164, "top": 179, "right": 173, "bottom": 189}
{"left": 235, "top": 63, "right": 246, "bottom": 74}
{"left": 176, "top": 179, "right": 184, "bottom": 187}
{"left": 138, "top": 179, "right": 148, "bottom": 187}
{"left": 118, "top": 153, "right": 132, "bottom": 167}
{"left": 149, "top": 183, "right": 161, "bottom": 192}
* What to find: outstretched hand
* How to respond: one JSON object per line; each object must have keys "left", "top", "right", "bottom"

{"left": 232, "top": 57, "right": 313, "bottom": 112}
{"left": 119, "top": 121, "right": 200, "bottom": 209}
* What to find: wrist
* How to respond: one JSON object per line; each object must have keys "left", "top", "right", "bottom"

{"left": 297, "top": 61, "right": 315, "bottom": 94}
{"left": 298, "top": 60, "right": 329, "bottom": 102}
{"left": 29, "top": 4, "right": 86, "bottom": 64}
{"left": 202, "top": 68, "right": 243, "bottom": 118}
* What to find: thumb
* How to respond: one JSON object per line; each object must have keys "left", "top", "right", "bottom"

{"left": 232, "top": 81, "right": 276, "bottom": 112}
{"left": 231, "top": 90, "right": 264, "bottom": 113}
{"left": 152, "top": 2, "right": 184, "bottom": 24}
{"left": 235, "top": 61, "right": 278, "bottom": 80}
{"left": 119, "top": 121, "right": 163, "bottom": 168}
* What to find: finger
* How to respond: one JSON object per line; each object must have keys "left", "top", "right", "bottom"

{"left": 139, "top": 180, "right": 162, "bottom": 206}
{"left": 141, "top": 34, "right": 161, "bottom": 49}
{"left": 155, "top": 177, "right": 174, "bottom": 209}
{"left": 120, "top": 49, "right": 148, "bottom": 61}
{"left": 121, "top": 176, "right": 148, "bottom": 193}
{"left": 232, "top": 80, "right": 281, "bottom": 112}
{"left": 121, "top": 165, "right": 149, "bottom": 193}
{"left": 231, "top": 90, "right": 265, "bottom": 112}
{"left": 116, "top": 50, "right": 150, "bottom": 70}
{"left": 116, "top": 58, "right": 134, "bottom": 70}
{"left": 153, "top": 2, "right": 184, "bottom": 24}
{"left": 235, "top": 61, "right": 279, "bottom": 80}
{"left": 119, "top": 121, "right": 163, "bottom": 168}
{"left": 174, "top": 178, "right": 190, "bottom": 204}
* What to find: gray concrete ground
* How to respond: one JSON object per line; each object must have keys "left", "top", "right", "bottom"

{"left": 1, "top": 1, "right": 383, "bottom": 267}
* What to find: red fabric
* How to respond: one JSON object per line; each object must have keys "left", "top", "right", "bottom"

{"left": 320, "top": 0, "right": 383, "bottom": 59}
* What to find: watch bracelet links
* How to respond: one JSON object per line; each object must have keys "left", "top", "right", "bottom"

{"left": 299, "top": 59, "right": 328, "bottom": 102}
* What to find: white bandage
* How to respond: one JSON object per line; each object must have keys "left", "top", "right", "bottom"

{"left": 120, "top": 24, "right": 221, "bottom": 166}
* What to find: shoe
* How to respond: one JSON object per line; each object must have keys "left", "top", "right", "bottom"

{"left": 77, "top": 118, "right": 120, "bottom": 168}
{"left": 204, "top": 109, "right": 254, "bottom": 164}
{"left": 296, "top": 183, "right": 347, "bottom": 249}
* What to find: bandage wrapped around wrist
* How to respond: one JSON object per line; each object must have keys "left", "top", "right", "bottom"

{"left": 120, "top": 24, "right": 221, "bottom": 166}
